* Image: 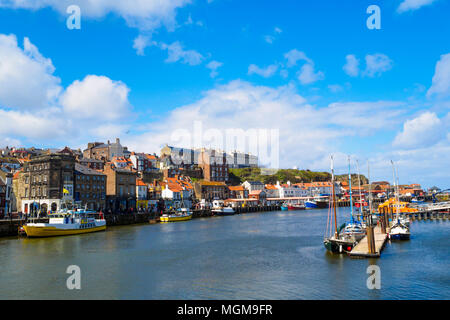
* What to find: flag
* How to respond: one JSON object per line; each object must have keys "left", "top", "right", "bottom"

{"left": 63, "top": 188, "right": 69, "bottom": 194}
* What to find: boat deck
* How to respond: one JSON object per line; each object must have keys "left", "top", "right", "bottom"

{"left": 349, "top": 226, "right": 388, "bottom": 258}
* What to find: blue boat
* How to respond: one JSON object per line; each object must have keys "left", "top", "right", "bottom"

{"left": 280, "top": 203, "right": 289, "bottom": 211}
{"left": 305, "top": 200, "right": 318, "bottom": 209}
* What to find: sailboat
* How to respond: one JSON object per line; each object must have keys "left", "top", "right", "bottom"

{"left": 388, "top": 160, "right": 410, "bottom": 240}
{"left": 341, "top": 156, "right": 366, "bottom": 240}
{"left": 324, "top": 155, "right": 359, "bottom": 254}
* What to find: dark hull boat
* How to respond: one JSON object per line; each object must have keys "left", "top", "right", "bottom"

{"left": 324, "top": 237, "right": 358, "bottom": 253}
{"left": 390, "top": 233, "right": 410, "bottom": 240}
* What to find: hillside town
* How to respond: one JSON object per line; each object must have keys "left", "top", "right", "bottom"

{"left": 0, "top": 138, "right": 440, "bottom": 219}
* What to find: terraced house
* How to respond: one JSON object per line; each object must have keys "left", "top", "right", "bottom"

{"left": 19, "top": 153, "right": 75, "bottom": 214}
{"left": 74, "top": 163, "right": 106, "bottom": 211}
{"left": 103, "top": 163, "right": 137, "bottom": 212}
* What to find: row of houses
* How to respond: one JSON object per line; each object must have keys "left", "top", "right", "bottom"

{"left": 0, "top": 140, "right": 427, "bottom": 217}
{"left": 0, "top": 139, "right": 261, "bottom": 217}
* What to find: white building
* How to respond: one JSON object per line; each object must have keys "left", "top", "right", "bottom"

{"left": 136, "top": 178, "right": 148, "bottom": 200}
{"left": 276, "top": 181, "right": 308, "bottom": 198}
{"left": 242, "top": 180, "right": 265, "bottom": 193}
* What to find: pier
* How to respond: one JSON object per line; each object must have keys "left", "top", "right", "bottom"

{"left": 349, "top": 225, "right": 388, "bottom": 258}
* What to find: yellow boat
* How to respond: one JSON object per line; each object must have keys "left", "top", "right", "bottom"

{"left": 160, "top": 209, "right": 193, "bottom": 222}
{"left": 23, "top": 210, "right": 106, "bottom": 238}
{"left": 377, "top": 198, "right": 419, "bottom": 214}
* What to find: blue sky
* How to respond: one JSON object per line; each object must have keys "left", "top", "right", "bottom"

{"left": 0, "top": 0, "right": 449, "bottom": 188}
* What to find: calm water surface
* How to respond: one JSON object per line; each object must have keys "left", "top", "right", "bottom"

{"left": 0, "top": 208, "right": 449, "bottom": 299}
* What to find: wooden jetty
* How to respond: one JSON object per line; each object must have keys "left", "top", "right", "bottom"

{"left": 349, "top": 226, "right": 388, "bottom": 258}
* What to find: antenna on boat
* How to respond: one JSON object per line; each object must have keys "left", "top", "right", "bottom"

{"left": 356, "top": 159, "right": 363, "bottom": 215}
{"left": 331, "top": 154, "right": 338, "bottom": 237}
{"left": 348, "top": 155, "right": 354, "bottom": 223}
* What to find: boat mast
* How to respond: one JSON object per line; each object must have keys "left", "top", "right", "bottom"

{"left": 391, "top": 160, "right": 399, "bottom": 219}
{"left": 331, "top": 155, "right": 338, "bottom": 236}
{"left": 348, "top": 155, "right": 354, "bottom": 223}
{"left": 368, "top": 161, "right": 373, "bottom": 216}
{"left": 395, "top": 163, "right": 400, "bottom": 219}
{"left": 356, "top": 160, "right": 363, "bottom": 211}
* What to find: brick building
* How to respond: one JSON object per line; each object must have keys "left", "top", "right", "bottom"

{"left": 19, "top": 153, "right": 76, "bottom": 214}
{"left": 74, "top": 163, "right": 106, "bottom": 210}
{"left": 193, "top": 180, "right": 229, "bottom": 201}
{"left": 103, "top": 163, "right": 137, "bottom": 212}
{"left": 78, "top": 157, "right": 105, "bottom": 171}
{"left": 198, "top": 149, "right": 229, "bottom": 182}
{"left": 83, "top": 138, "right": 129, "bottom": 162}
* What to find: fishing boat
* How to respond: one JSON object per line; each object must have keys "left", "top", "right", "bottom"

{"left": 324, "top": 155, "right": 359, "bottom": 254}
{"left": 211, "top": 200, "right": 235, "bottom": 216}
{"left": 305, "top": 200, "right": 318, "bottom": 209}
{"left": 23, "top": 208, "right": 106, "bottom": 237}
{"left": 389, "top": 219, "right": 410, "bottom": 240}
{"left": 288, "top": 203, "right": 305, "bottom": 210}
{"left": 212, "top": 207, "right": 235, "bottom": 216}
{"left": 160, "top": 208, "right": 193, "bottom": 222}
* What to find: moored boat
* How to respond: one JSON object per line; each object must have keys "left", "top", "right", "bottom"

{"left": 288, "top": 203, "right": 305, "bottom": 210}
{"left": 323, "top": 155, "right": 358, "bottom": 253}
{"left": 280, "top": 203, "right": 289, "bottom": 211}
{"left": 378, "top": 198, "right": 418, "bottom": 214}
{"left": 23, "top": 210, "right": 106, "bottom": 237}
{"left": 212, "top": 207, "right": 235, "bottom": 216}
{"left": 389, "top": 220, "right": 410, "bottom": 240}
{"left": 160, "top": 208, "right": 193, "bottom": 222}
{"left": 305, "top": 200, "right": 318, "bottom": 209}
{"left": 211, "top": 200, "right": 235, "bottom": 216}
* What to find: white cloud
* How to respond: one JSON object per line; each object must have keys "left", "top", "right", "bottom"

{"left": 0, "top": 34, "right": 132, "bottom": 147}
{"left": 0, "top": 0, "right": 191, "bottom": 31}
{"left": 248, "top": 64, "right": 278, "bottom": 78}
{"left": 133, "top": 34, "right": 155, "bottom": 56}
{"left": 364, "top": 53, "right": 393, "bottom": 77}
{"left": 0, "top": 34, "right": 62, "bottom": 110}
{"left": 393, "top": 112, "right": 445, "bottom": 149}
{"left": 60, "top": 75, "right": 131, "bottom": 121}
{"left": 160, "top": 41, "right": 204, "bottom": 66}
{"left": 126, "top": 80, "right": 406, "bottom": 171}
{"left": 206, "top": 60, "right": 223, "bottom": 78}
{"left": 264, "top": 27, "right": 282, "bottom": 44}
{"left": 344, "top": 53, "right": 393, "bottom": 78}
{"left": 427, "top": 53, "right": 450, "bottom": 97}
{"left": 343, "top": 54, "right": 360, "bottom": 77}
{"left": 284, "top": 49, "right": 312, "bottom": 68}
{"left": 297, "top": 63, "right": 324, "bottom": 84}
{"left": 397, "top": 0, "right": 437, "bottom": 13}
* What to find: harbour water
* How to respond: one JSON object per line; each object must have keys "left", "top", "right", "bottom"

{"left": 0, "top": 208, "right": 449, "bottom": 299}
